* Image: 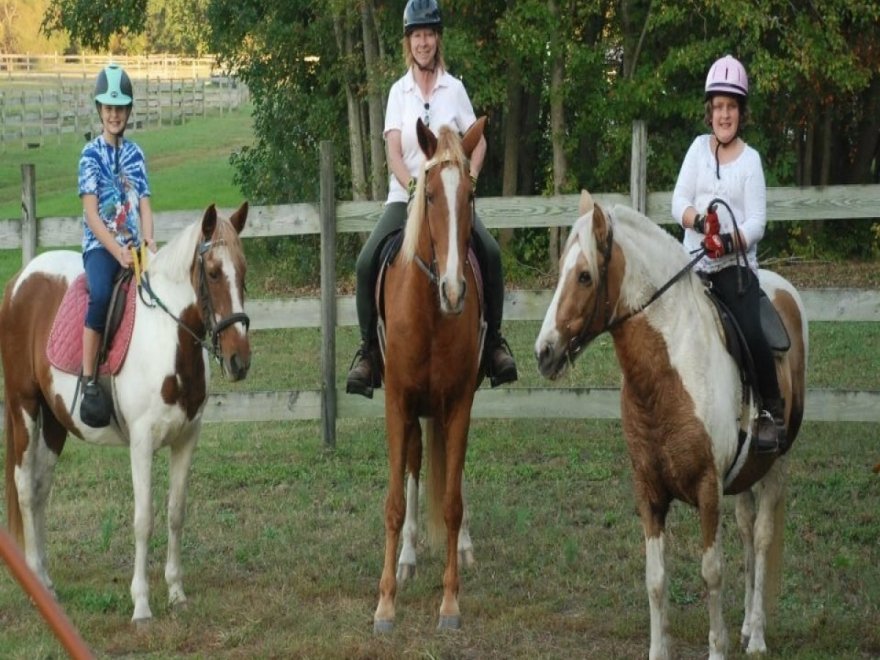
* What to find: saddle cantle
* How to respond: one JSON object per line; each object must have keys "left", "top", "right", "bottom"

{"left": 46, "top": 271, "right": 137, "bottom": 376}
{"left": 374, "top": 230, "right": 487, "bottom": 382}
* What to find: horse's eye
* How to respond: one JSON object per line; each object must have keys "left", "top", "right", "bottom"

{"left": 208, "top": 268, "right": 221, "bottom": 281}
{"left": 578, "top": 271, "right": 592, "bottom": 286}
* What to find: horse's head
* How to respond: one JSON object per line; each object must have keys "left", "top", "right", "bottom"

{"left": 401, "top": 116, "right": 486, "bottom": 315}
{"left": 535, "top": 191, "right": 621, "bottom": 380}
{"left": 191, "top": 201, "right": 251, "bottom": 381}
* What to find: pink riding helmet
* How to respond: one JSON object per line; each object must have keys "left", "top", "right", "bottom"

{"left": 705, "top": 55, "right": 748, "bottom": 99}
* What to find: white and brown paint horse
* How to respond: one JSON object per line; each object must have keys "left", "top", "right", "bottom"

{"left": 535, "top": 191, "right": 807, "bottom": 659}
{"left": 2, "top": 202, "right": 250, "bottom": 623}
{"left": 373, "top": 118, "right": 484, "bottom": 633}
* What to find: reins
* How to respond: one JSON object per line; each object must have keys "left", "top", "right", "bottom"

{"left": 567, "top": 216, "right": 706, "bottom": 359}
{"left": 139, "top": 238, "right": 250, "bottom": 364}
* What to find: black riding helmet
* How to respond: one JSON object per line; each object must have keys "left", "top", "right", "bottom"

{"left": 404, "top": 0, "right": 442, "bottom": 35}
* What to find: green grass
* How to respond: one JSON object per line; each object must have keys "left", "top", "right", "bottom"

{"left": 0, "top": 418, "right": 877, "bottom": 659}
{"left": 0, "top": 105, "right": 254, "bottom": 220}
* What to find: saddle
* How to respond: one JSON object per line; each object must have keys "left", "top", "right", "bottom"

{"left": 374, "top": 230, "right": 487, "bottom": 380}
{"left": 46, "top": 269, "right": 137, "bottom": 376}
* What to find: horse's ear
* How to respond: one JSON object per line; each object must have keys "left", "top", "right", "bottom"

{"left": 461, "top": 116, "right": 486, "bottom": 158}
{"left": 592, "top": 201, "right": 610, "bottom": 245}
{"left": 578, "top": 190, "right": 594, "bottom": 215}
{"left": 417, "top": 117, "right": 437, "bottom": 159}
{"left": 202, "top": 203, "right": 218, "bottom": 240}
{"left": 229, "top": 201, "right": 248, "bottom": 235}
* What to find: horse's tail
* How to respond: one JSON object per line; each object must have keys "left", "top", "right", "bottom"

{"left": 5, "top": 404, "right": 24, "bottom": 545}
{"left": 763, "top": 473, "right": 787, "bottom": 614}
{"left": 424, "top": 417, "right": 447, "bottom": 550}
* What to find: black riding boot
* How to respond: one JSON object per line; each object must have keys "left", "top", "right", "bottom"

{"left": 346, "top": 340, "right": 379, "bottom": 399}
{"left": 486, "top": 334, "right": 518, "bottom": 387}
{"left": 80, "top": 379, "right": 112, "bottom": 428}
{"left": 754, "top": 397, "right": 786, "bottom": 454}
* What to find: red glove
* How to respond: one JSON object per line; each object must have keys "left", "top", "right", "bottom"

{"left": 703, "top": 232, "right": 734, "bottom": 258}
{"left": 693, "top": 205, "right": 720, "bottom": 235}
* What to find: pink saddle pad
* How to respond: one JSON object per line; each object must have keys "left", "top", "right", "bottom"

{"left": 46, "top": 274, "right": 137, "bottom": 376}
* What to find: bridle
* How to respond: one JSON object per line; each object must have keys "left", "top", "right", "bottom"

{"left": 412, "top": 155, "right": 475, "bottom": 287}
{"left": 140, "top": 238, "right": 250, "bottom": 363}
{"left": 566, "top": 217, "right": 704, "bottom": 360}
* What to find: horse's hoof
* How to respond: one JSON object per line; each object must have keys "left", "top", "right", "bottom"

{"left": 459, "top": 548, "right": 475, "bottom": 568}
{"left": 396, "top": 562, "right": 416, "bottom": 582}
{"left": 437, "top": 615, "right": 461, "bottom": 630}
{"left": 374, "top": 619, "right": 394, "bottom": 634}
{"left": 132, "top": 617, "right": 152, "bottom": 631}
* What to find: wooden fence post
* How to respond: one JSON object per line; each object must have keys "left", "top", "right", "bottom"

{"left": 630, "top": 120, "right": 647, "bottom": 214}
{"left": 21, "top": 164, "right": 37, "bottom": 265}
{"left": 319, "top": 141, "right": 337, "bottom": 449}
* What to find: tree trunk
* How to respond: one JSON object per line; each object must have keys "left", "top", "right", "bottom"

{"left": 850, "top": 75, "right": 880, "bottom": 184}
{"left": 548, "top": 0, "right": 567, "bottom": 265}
{"left": 361, "top": 0, "right": 386, "bottom": 201}
{"left": 500, "top": 56, "right": 522, "bottom": 248}
{"left": 333, "top": 10, "right": 367, "bottom": 201}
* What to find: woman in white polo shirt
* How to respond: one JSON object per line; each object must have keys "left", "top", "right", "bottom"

{"left": 346, "top": 0, "right": 517, "bottom": 398}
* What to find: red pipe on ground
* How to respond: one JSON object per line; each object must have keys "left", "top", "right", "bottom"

{"left": 0, "top": 527, "right": 94, "bottom": 659}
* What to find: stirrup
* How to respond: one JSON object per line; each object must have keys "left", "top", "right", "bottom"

{"left": 752, "top": 410, "right": 781, "bottom": 454}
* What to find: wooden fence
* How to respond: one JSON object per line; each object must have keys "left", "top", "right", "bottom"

{"left": 1, "top": 53, "right": 216, "bottom": 79}
{"left": 0, "top": 77, "right": 248, "bottom": 147}
{"left": 6, "top": 152, "right": 880, "bottom": 445}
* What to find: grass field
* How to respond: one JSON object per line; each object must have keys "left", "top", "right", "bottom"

{"left": 0, "top": 107, "right": 878, "bottom": 658}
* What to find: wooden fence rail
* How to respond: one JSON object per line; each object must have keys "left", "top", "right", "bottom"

{"left": 4, "top": 161, "right": 880, "bottom": 445}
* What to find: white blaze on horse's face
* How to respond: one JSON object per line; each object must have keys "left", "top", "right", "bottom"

{"left": 438, "top": 164, "right": 466, "bottom": 314}
{"left": 535, "top": 219, "right": 594, "bottom": 379}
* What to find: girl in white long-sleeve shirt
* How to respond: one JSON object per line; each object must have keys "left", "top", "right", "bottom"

{"left": 671, "top": 55, "right": 784, "bottom": 454}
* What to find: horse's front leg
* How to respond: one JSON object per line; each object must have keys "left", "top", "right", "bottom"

{"left": 165, "top": 423, "right": 199, "bottom": 608}
{"left": 129, "top": 430, "right": 155, "bottom": 623}
{"left": 637, "top": 493, "right": 672, "bottom": 660}
{"left": 396, "top": 451, "right": 420, "bottom": 583}
{"left": 374, "top": 412, "right": 418, "bottom": 633}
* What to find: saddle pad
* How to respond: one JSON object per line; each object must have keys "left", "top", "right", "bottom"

{"left": 46, "top": 274, "right": 137, "bottom": 376}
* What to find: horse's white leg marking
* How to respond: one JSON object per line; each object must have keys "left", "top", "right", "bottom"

{"left": 13, "top": 410, "right": 57, "bottom": 590}
{"left": 745, "top": 462, "right": 785, "bottom": 654}
{"left": 735, "top": 490, "right": 757, "bottom": 648}
{"left": 457, "top": 481, "right": 474, "bottom": 568}
{"left": 396, "top": 472, "right": 419, "bottom": 582}
{"left": 129, "top": 428, "right": 155, "bottom": 622}
{"left": 165, "top": 425, "right": 199, "bottom": 607}
{"left": 703, "top": 526, "right": 729, "bottom": 660}
{"left": 645, "top": 534, "right": 671, "bottom": 660}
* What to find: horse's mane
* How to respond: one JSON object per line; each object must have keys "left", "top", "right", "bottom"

{"left": 573, "top": 201, "right": 691, "bottom": 310}
{"left": 401, "top": 126, "right": 468, "bottom": 264}
{"left": 150, "top": 214, "right": 245, "bottom": 283}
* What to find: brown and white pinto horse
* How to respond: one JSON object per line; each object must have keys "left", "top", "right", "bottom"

{"left": 2, "top": 203, "right": 250, "bottom": 623}
{"left": 373, "top": 117, "right": 485, "bottom": 633}
{"left": 535, "top": 192, "right": 807, "bottom": 659}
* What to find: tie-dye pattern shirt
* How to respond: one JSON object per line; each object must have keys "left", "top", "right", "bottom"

{"left": 78, "top": 135, "right": 151, "bottom": 253}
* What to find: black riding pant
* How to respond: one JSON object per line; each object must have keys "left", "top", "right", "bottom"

{"left": 707, "top": 266, "right": 781, "bottom": 405}
{"left": 354, "top": 201, "right": 505, "bottom": 342}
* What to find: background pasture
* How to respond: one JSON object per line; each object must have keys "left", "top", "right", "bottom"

{"left": 0, "top": 112, "right": 878, "bottom": 658}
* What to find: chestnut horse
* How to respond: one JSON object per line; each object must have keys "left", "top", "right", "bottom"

{"left": 2, "top": 203, "right": 251, "bottom": 623}
{"left": 373, "top": 117, "right": 486, "bottom": 633}
{"left": 535, "top": 192, "right": 808, "bottom": 659}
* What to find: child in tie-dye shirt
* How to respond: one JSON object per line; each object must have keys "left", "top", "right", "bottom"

{"left": 77, "top": 64, "right": 156, "bottom": 427}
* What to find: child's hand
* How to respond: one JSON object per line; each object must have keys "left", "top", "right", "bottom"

{"left": 117, "top": 244, "right": 134, "bottom": 268}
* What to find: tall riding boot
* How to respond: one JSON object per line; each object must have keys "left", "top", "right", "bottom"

{"left": 754, "top": 397, "right": 786, "bottom": 454}
{"left": 346, "top": 339, "right": 379, "bottom": 399}
{"left": 486, "top": 333, "right": 518, "bottom": 387}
